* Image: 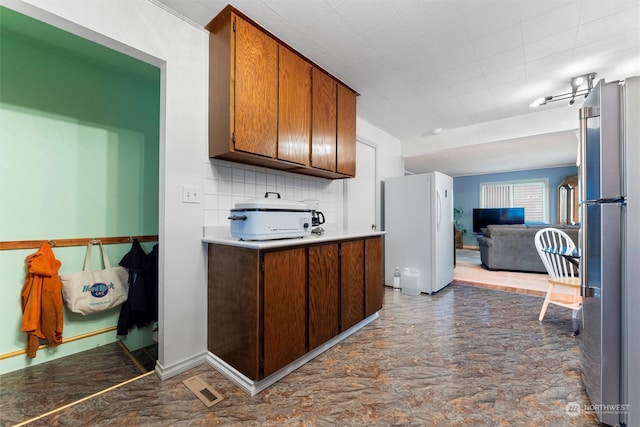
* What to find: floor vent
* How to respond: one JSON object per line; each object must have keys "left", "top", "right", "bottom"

{"left": 183, "top": 375, "right": 224, "bottom": 407}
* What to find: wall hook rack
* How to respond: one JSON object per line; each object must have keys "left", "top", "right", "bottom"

{"left": 0, "top": 235, "right": 159, "bottom": 251}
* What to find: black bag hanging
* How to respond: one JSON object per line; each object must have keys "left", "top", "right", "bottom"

{"left": 117, "top": 239, "right": 158, "bottom": 335}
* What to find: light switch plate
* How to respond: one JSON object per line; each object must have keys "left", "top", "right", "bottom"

{"left": 182, "top": 185, "right": 201, "bottom": 203}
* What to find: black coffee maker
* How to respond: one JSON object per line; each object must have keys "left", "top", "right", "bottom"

{"left": 312, "top": 210, "right": 325, "bottom": 227}
{"left": 303, "top": 199, "right": 325, "bottom": 227}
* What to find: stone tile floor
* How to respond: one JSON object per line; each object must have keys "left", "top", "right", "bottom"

{"left": 1, "top": 284, "right": 599, "bottom": 426}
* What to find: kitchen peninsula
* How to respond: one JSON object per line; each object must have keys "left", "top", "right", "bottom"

{"left": 202, "top": 226, "right": 385, "bottom": 395}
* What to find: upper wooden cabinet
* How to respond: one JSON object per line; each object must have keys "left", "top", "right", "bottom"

{"left": 234, "top": 15, "right": 278, "bottom": 158}
{"left": 311, "top": 71, "right": 357, "bottom": 176}
{"left": 207, "top": 10, "right": 278, "bottom": 160}
{"left": 311, "top": 68, "right": 337, "bottom": 172}
{"left": 278, "top": 46, "right": 311, "bottom": 166}
{"left": 206, "top": 5, "right": 357, "bottom": 179}
{"left": 337, "top": 83, "right": 357, "bottom": 176}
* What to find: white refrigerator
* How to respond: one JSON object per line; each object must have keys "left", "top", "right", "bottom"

{"left": 384, "top": 172, "right": 454, "bottom": 294}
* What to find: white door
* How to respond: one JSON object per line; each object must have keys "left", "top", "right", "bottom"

{"left": 433, "top": 172, "right": 454, "bottom": 291}
{"left": 345, "top": 141, "right": 376, "bottom": 231}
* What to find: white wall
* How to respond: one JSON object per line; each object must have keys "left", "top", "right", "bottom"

{"left": 203, "top": 160, "right": 343, "bottom": 228}
{"left": 1, "top": 0, "right": 405, "bottom": 379}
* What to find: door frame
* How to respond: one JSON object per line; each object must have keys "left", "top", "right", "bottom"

{"left": 343, "top": 138, "right": 378, "bottom": 231}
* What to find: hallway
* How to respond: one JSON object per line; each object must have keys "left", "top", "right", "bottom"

{"left": 2, "top": 285, "right": 598, "bottom": 426}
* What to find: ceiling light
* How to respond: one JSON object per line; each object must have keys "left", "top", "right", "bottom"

{"left": 433, "top": 127, "right": 443, "bottom": 134}
{"left": 530, "top": 72, "right": 597, "bottom": 108}
{"left": 529, "top": 97, "right": 545, "bottom": 108}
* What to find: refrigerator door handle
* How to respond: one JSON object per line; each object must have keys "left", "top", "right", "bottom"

{"left": 583, "top": 198, "right": 626, "bottom": 205}
{"left": 436, "top": 189, "right": 442, "bottom": 231}
{"left": 578, "top": 106, "right": 590, "bottom": 204}
{"left": 579, "top": 107, "right": 588, "bottom": 298}
{"left": 580, "top": 236, "right": 588, "bottom": 298}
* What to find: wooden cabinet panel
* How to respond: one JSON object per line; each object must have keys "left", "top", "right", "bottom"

{"left": 207, "top": 235, "right": 382, "bottom": 384}
{"left": 207, "top": 5, "right": 357, "bottom": 179}
{"left": 365, "top": 237, "right": 383, "bottom": 317}
{"left": 337, "top": 84, "right": 357, "bottom": 176}
{"left": 207, "top": 244, "right": 261, "bottom": 380}
{"left": 308, "top": 244, "right": 340, "bottom": 350}
{"left": 311, "top": 68, "right": 337, "bottom": 172}
{"left": 207, "top": 9, "right": 233, "bottom": 157}
{"left": 263, "top": 248, "right": 307, "bottom": 377}
{"left": 278, "top": 46, "right": 311, "bottom": 166}
{"left": 234, "top": 15, "right": 279, "bottom": 158}
{"left": 340, "top": 240, "right": 365, "bottom": 331}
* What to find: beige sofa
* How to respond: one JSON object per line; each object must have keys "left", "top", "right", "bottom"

{"left": 477, "top": 224, "right": 580, "bottom": 273}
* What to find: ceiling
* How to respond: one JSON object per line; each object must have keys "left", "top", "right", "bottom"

{"left": 153, "top": 0, "right": 640, "bottom": 176}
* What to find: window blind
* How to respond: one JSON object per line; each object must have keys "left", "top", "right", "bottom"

{"left": 480, "top": 180, "right": 547, "bottom": 222}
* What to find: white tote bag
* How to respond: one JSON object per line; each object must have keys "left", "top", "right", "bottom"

{"left": 61, "top": 241, "right": 129, "bottom": 315}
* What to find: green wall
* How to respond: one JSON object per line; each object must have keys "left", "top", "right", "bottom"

{"left": 0, "top": 7, "right": 160, "bottom": 374}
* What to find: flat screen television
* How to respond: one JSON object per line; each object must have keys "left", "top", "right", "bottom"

{"left": 473, "top": 208, "right": 525, "bottom": 233}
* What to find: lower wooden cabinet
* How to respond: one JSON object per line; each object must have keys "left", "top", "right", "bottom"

{"left": 340, "top": 240, "right": 365, "bottom": 331}
{"left": 207, "top": 245, "right": 260, "bottom": 380}
{"left": 365, "top": 237, "right": 383, "bottom": 316}
{"left": 207, "top": 235, "right": 383, "bottom": 380}
{"left": 263, "top": 248, "right": 307, "bottom": 377}
{"left": 308, "top": 243, "right": 340, "bottom": 350}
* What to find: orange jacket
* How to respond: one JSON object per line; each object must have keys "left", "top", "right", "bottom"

{"left": 21, "top": 243, "right": 64, "bottom": 358}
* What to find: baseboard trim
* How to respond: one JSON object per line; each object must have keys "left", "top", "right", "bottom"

{"left": 155, "top": 351, "right": 207, "bottom": 381}
{"left": 206, "top": 312, "right": 379, "bottom": 396}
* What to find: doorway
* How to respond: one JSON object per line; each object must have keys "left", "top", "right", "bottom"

{"left": 345, "top": 140, "right": 377, "bottom": 231}
{"left": 0, "top": 6, "right": 161, "bottom": 425}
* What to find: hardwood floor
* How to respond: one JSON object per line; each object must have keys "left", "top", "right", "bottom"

{"left": 454, "top": 249, "right": 577, "bottom": 303}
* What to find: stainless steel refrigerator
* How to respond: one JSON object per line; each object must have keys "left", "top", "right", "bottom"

{"left": 579, "top": 77, "right": 639, "bottom": 426}
{"left": 384, "top": 172, "right": 454, "bottom": 294}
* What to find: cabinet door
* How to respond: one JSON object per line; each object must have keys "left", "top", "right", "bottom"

{"left": 365, "top": 237, "right": 383, "bottom": 316}
{"left": 234, "top": 15, "right": 278, "bottom": 158}
{"left": 278, "top": 46, "right": 311, "bottom": 166}
{"left": 340, "top": 240, "right": 364, "bottom": 331}
{"left": 337, "top": 83, "right": 357, "bottom": 176}
{"left": 311, "top": 68, "right": 337, "bottom": 171}
{"left": 208, "top": 244, "right": 261, "bottom": 380}
{"left": 263, "top": 248, "right": 307, "bottom": 377}
{"left": 309, "top": 243, "right": 340, "bottom": 350}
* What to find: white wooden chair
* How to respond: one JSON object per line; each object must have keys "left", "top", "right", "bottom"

{"left": 534, "top": 228, "right": 581, "bottom": 321}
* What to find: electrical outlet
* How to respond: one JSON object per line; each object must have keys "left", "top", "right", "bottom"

{"left": 182, "top": 185, "right": 201, "bottom": 203}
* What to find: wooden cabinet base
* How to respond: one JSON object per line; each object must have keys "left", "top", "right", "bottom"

{"left": 206, "top": 235, "right": 383, "bottom": 393}
{"left": 205, "top": 312, "right": 378, "bottom": 396}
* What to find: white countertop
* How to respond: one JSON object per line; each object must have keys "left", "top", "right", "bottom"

{"left": 202, "top": 225, "right": 385, "bottom": 249}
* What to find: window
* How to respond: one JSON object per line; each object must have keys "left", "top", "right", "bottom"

{"left": 480, "top": 179, "right": 548, "bottom": 223}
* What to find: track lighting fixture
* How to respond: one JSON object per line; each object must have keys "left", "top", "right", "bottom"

{"left": 530, "top": 72, "right": 597, "bottom": 108}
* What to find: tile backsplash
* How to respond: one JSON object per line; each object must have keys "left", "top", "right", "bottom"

{"left": 203, "top": 159, "right": 343, "bottom": 226}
